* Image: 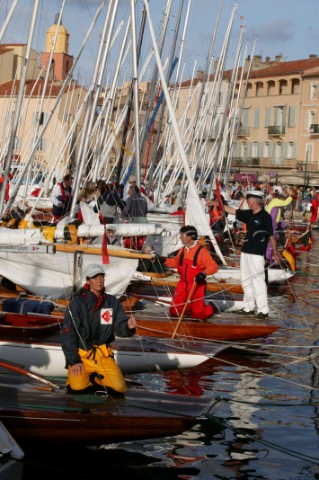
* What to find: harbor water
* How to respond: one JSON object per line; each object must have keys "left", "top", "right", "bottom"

{"left": 23, "top": 231, "right": 319, "bottom": 479}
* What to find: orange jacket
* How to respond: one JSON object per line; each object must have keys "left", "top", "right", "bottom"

{"left": 166, "top": 243, "right": 218, "bottom": 280}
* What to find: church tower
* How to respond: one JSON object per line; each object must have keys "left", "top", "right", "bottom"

{"left": 40, "top": 14, "right": 73, "bottom": 81}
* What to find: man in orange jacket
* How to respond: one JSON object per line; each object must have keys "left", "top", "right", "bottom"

{"left": 165, "top": 225, "right": 219, "bottom": 320}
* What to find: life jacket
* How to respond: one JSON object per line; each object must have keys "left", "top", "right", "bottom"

{"left": 209, "top": 202, "right": 223, "bottom": 227}
{"left": 177, "top": 245, "right": 203, "bottom": 283}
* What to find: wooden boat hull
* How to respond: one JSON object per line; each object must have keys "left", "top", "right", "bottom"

{"left": 0, "top": 371, "right": 217, "bottom": 446}
{"left": 135, "top": 311, "right": 279, "bottom": 341}
{"left": 0, "top": 311, "right": 62, "bottom": 337}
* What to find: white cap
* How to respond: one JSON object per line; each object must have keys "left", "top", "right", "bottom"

{"left": 274, "top": 186, "right": 283, "bottom": 195}
{"left": 246, "top": 190, "right": 264, "bottom": 198}
{"left": 85, "top": 264, "right": 106, "bottom": 278}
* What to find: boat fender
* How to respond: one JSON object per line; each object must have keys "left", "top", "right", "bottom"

{"left": 41, "top": 226, "right": 56, "bottom": 242}
{"left": 63, "top": 224, "right": 78, "bottom": 244}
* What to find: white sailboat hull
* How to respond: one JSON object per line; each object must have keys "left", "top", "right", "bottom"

{"left": 0, "top": 337, "right": 221, "bottom": 376}
{"left": 0, "top": 250, "right": 138, "bottom": 298}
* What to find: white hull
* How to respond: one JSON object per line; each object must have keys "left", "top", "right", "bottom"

{"left": 213, "top": 265, "right": 294, "bottom": 284}
{"left": 0, "top": 249, "right": 138, "bottom": 299}
{"left": 0, "top": 337, "right": 222, "bottom": 377}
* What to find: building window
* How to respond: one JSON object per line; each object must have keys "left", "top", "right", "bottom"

{"left": 265, "top": 108, "right": 271, "bottom": 127}
{"left": 291, "top": 79, "right": 300, "bottom": 94}
{"left": 310, "top": 83, "right": 319, "bottom": 99}
{"left": 264, "top": 142, "right": 270, "bottom": 158}
{"left": 252, "top": 142, "right": 259, "bottom": 158}
{"left": 287, "top": 142, "right": 295, "bottom": 159}
{"left": 256, "top": 82, "right": 263, "bottom": 96}
{"left": 307, "top": 111, "right": 316, "bottom": 130}
{"left": 267, "top": 80, "right": 276, "bottom": 95}
{"left": 253, "top": 108, "right": 260, "bottom": 128}
{"left": 288, "top": 106, "right": 296, "bottom": 127}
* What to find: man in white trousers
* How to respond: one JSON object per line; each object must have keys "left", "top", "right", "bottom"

{"left": 208, "top": 190, "right": 280, "bottom": 319}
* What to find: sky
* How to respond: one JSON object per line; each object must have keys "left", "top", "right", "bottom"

{"left": 0, "top": 0, "right": 318, "bottom": 86}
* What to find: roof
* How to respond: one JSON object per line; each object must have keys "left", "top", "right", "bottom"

{"left": 0, "top": 79, "right": 83, "bottom": 96}
{"left": 249, "top": 57, "right": 319, "bottom": 79}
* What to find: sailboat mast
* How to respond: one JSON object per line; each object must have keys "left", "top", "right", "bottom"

{"left": 5, "top": 0, "right": 107, "bottom": 214}
{"left": 144, "top": 0, "right": 227, "bottom": 265}
{"left": 115, "top": 6, "right": 146, "bottom": 188}
{"left": 146, "top": 0, "right": 184, "bottom": 192}
{"left": 0, "top": 0, "right": 20, "bottom": 43}
{"left": 0, "top": 0, "right": 40, "bottom": 217}
{"left": 70, "top": 1, "right": 121, "bottom": 217}
{"left": 130, "top": 0, "right": 141, "bottom": 187}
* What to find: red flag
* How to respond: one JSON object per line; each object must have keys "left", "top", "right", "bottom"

{"left": 102, "top": 226, "right": 110, "bottom": 264}
{"left": 215, "top": 178, "right": 224, "bottom": 217}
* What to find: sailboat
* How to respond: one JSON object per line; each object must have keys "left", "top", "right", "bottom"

{"left": 0, "top": 360, "right": 220, "bottom": 446}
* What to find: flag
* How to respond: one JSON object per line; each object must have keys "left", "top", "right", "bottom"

{"left": 282, "top": 245, "right": 296, "bottom": 271}
{"left": 298, "top": 230, "right": 312, "bottom": 252}
{"left": 102, "top": 226, "right": 110, "bottom": 264}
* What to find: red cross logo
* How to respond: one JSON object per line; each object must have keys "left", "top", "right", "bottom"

{"left": 100, "top": 308, "right": 113, "bottom": 325}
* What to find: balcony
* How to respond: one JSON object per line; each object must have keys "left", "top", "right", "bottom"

{"left": 309, "top": 124, "right": 319, "bottom": 137}
{"left": 268, "top": 125, "right": 286, "bottom": 136}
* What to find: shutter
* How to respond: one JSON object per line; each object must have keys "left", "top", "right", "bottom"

{"left": 265, "top": 108, "right": 271, "bottom": 127}
{"left": 242, "top": 108, "right": 249, "bottom": 127}
{"left": 254, "top": 108, "right": 260, "bottom": 127}
{"left": 282, "top": 106, "right": 286, "bottom": 127}
{"left": 288, "top": 106, "right": 296, "bottom": 127}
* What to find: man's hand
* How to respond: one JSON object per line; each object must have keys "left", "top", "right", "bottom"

{"left": 195, "top": 272, "right": 206, "bottom": 283}
{"left": 152, "top": 253, "right": 166, "bottom": 263}
{"left": 128, "top": 315, "right": 137, "bottom": 329}
{"left": 70, "top": 363, "right": 85, "bottom": 376}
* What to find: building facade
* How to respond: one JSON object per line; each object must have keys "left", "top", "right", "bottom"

{"left": 232, "top": 55, "right": 319, "bottom": 183}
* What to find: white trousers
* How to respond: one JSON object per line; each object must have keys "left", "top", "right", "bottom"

{"left": 240, "top": 252, "right": 268, "bottom": 314}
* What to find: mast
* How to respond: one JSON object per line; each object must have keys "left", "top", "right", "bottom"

{"left": 144, "top": 0, "right": 227, "bottom": 265}
{"left": 5, "top": 0, "right": 107, "bottom": 214}
{"left": 130, "top": 0, "right": 141, "bottom": 186}
{"left": 115, "top": 5, "right": 146, "bottom": 188}
{"left": 70, "top": 1, "right": 119, "bottom": 217}
{"left": 146, "top": 0, "right": 184, "bottom": 192}
{"left": 0, "top": 0, "right": 41, "bottom": 216}
{"left": 0, "top": 0, "right": 20, "bottom": 43}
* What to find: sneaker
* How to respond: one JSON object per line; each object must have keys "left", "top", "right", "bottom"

{"left": 255, "top": 312, "right": 269, "bottom": 320}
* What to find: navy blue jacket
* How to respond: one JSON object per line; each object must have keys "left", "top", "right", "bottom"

{"left": 61, "top": 287, "right": 135, "bottom": 367}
